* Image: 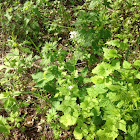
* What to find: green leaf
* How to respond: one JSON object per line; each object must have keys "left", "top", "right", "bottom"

{"left": 25, "top": 54, "right": 33, "bottom": 62}
{"left": 81, "top": 67, "right": 88, "bottom": 77}
{"left": 87, "top": 87, "right": 98, "bottom": 98}
{"left": 35, "top": 74, "right": 55, "bottom": 87}
{"left": 119, "top": 42, "right": 128, "bottom": 50}
{"left": 123, "top": 61, "right": 132, "bottom": 69}
{"left": 107, "top": 85, "right": 121, "bottom": 91}
{"left": 106, "top": 92, "right": 119, "bottom": 102}
{"left": 43, "top": 72, "right": 55, "bottom": 82}
{"left": 117, "top": 136, "right": 123, "bottom": 140}
{"left": 111, "top": 59, "right": 120, "bottom": 70}
{"left": 104, "top": 118, "right": 117, "bottom": 131}
{"left": 135, "top": 72, "right": 140, "bottom": 79}
{"left": 65, "top": 60, "right": 75, "bottom": 72}
{"left": 117, "top": 120, "right": 126, "bottom": 132}
{"left": 80, "top": 100, "right": 89, "bottom": 110}
{"left": 87, "top": 134, "right": 95, "bottom": 140}
{"left": 128, "top": 123, "right": 139, "bottom": 139}
{"left": 106, "top": 39, "right": 120, "bottom": 47}
{"left": 116, "top": 100, "right": 124, "bottom": 108}
{"left": 134, "top": 60, "right": 140, "bottom": 69}
{"left": 103, "top": 48, "right": 118, "bottom": 60}
{"left": 74, "top": 50, "right": 84, "bottom": 61}
{"left": 22, "top": 40, "right": 31, "bottom": 45}
{"left": 89, "top": 124, "right": 96, "bottom": 132}
{"left": 32, "top": 72, "right": 55, "bottom": 88}
{"left": 93, "top": 84, "right": 108, "bottom": 94}
{"left": 58, "top": 104, "right": 71, "bottom": 114}
{"left": 32, "top": 72, "right": 43, "bottom": 82}
{"left": 73, "top": 127, "right": 83, "bottom": 140}
{"left": 20, "top": 47, "right": 31, "bottom": 53}
{"left": 99, "top": 98, "right": 111, "bottom": 107}
{"left": 103, "top": 104, "right": 120, "bottom": 119}
{"left": 92, "top": 62, "right": 112, "bottom": 77}
{"left": 91, "top": 76, "right": 104, "bottom": 84}
{"left": 57, "top": 96, "right": 77, "bottom": 113}
{"left": 47, "top": 108, "right": 58, "bottom": 123}
{"left": 81, "top": 123, "right": 89, "bottom": 136}
{"left": 83, "top": 78, "right": 91, "bottom": 83}
{"left": 0, "top": 116, "right": 11, "bottom": 135}
{"left": 35, "top": 80, "right": 47, "bottom": 87}
{"left": 97, "top": 129, "right": 118, "bottom": 140}
{"left": 33, "top": 7, "right": 41, "bottom": 17}
{"left": 134, "top": 60, "right": 140, "bottom": 66}
{"left": 59, "top": 114, "right": 77, "bottom": 127}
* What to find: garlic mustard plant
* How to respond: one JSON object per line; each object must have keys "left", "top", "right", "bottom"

{"left": 69, "top": 31, "right": 78, "bottom": 39}
{"left": 68, "top": 85, "right": 73, "bottom": 90}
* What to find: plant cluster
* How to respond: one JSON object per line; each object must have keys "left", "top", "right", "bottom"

{"left": 0, "top": 0, "right": 140, "bottom": 139}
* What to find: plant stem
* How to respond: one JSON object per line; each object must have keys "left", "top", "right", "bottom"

{"left": 28, "top": 37, "right": 43, "bottom": 59}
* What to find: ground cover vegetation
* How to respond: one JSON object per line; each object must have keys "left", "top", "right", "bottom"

{"left": 0, "top": 0, "right": 140, "bottom": 139}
